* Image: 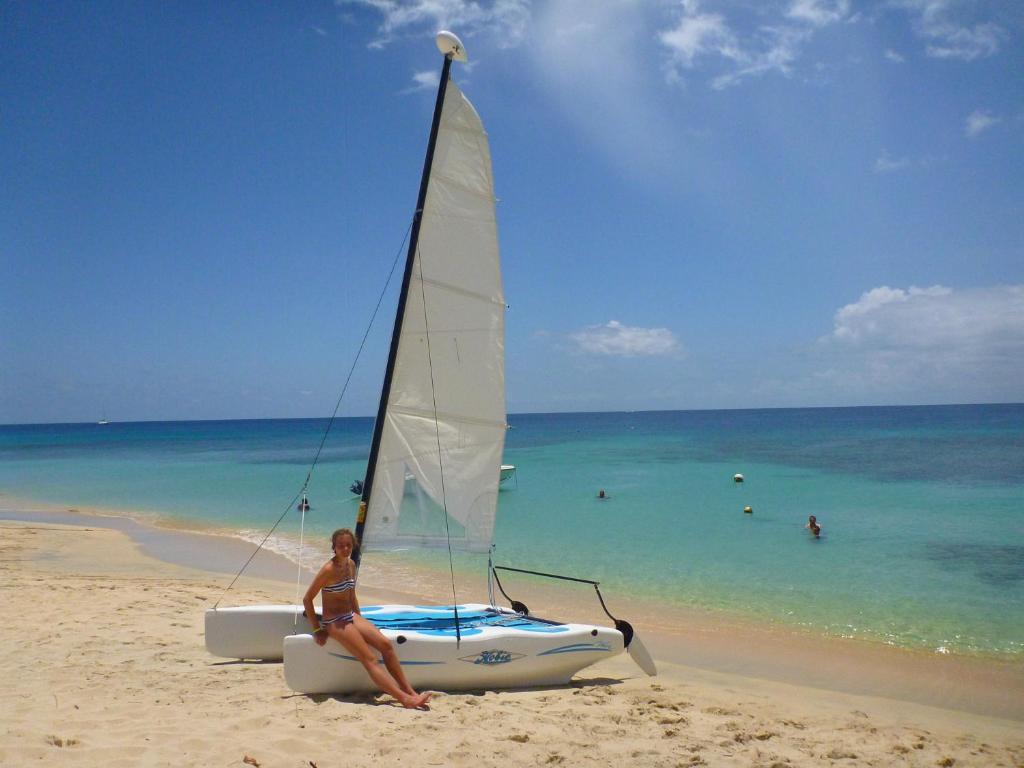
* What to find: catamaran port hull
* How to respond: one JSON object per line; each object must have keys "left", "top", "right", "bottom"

{"left": 205, "top": 604, "right": 309, "bottom": 661}
{"left": 282, "top": 603, "right": 625, "bottom": 694}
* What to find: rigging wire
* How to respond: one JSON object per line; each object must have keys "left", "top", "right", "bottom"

{"left": 212, "top": 219, "right": 414, "bottom": 609}
{"left": 487, "top": 545, "right": 496, "bottom": 609}
{"left": 293, "top": 493, "right": 308, "bottom": 625}
{"left": 416, "top": 247, "right": 462, "bottom": 646}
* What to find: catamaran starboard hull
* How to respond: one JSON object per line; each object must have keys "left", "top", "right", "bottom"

{"left": 282, "top": 603, "right": 624, "bottom": 694}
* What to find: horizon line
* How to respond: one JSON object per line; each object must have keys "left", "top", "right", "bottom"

{"left": 3, "top": 400, "right": 1023, "bottom": 428}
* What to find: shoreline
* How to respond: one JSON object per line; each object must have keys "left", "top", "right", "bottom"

{"left": 0, "top": 517, "right": 1021, "bottom": 767}
{"left": 2, "top": 503, "right": 1022, "bottom": 722}
{"left": 3, "top": 490, "right": 1018, "bottom": 657}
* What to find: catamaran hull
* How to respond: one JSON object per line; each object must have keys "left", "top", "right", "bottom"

{"left": 204, "top": 604, "right": 311, "bottom": 661}
{"left": 282, "top": 603, "right": 624, "bottom": 694}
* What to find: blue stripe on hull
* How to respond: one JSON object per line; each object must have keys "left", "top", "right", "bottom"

{"left": 326, "top": 651, "right": 444, "bottom": 666}
{"left": 537, "top": 643, "right": 612, "bottom": 655}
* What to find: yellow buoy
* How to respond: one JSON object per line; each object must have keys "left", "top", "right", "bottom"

{"left": 743, "top": 506, "right": 753, "bottom": 514}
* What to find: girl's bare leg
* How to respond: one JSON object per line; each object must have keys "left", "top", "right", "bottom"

{"left": 354, "top": 615, "right": 429, "bottom": 700}
{"left": 327, "top": 622, "right": 429, "bottom": 709}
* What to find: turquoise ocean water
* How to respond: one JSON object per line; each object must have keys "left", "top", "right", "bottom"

{"left": 1, "top": 405, "right": 1021, "bottom": 658}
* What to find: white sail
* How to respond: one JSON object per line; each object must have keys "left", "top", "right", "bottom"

{"left": 363, "top": 79, "right": 506, "bottom": 553}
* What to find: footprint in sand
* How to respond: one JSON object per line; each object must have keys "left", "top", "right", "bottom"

{"left": 657, "top": 715, "right": 688, "bottom": 725}
{"left": 702, "top": 706, "right": 741, "bottom": 716}
{"left": 826, "top": 748, "right": 858, "bottom": 759}
{"left": 45, "top": 735, "right": 80, "bottom": 748}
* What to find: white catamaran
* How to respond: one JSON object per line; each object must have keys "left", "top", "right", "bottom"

{"left": 205, "top": 31, "right": 655, "bottom": 694}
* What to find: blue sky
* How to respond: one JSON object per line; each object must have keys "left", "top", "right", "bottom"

{"left": 2, "top": 1, "right": 1022, "bottom": 424}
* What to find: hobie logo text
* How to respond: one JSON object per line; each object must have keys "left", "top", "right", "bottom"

{"left": 460, "top": 649, "right": 522, "bottom": 666}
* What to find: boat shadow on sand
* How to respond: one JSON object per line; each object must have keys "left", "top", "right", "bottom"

{"left": 280, "top": 675, "right": 627, "bottom": 706}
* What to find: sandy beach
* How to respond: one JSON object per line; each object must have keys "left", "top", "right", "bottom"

{"left": 1, "top": 513, "right": 1022, "bottom": 768}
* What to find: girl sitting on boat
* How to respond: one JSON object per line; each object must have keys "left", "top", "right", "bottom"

{"left": 303, "top": 528, "right": 431, "bottom": 709}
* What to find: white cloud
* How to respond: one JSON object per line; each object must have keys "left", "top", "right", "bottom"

{"left": 341, "top": 0, "right": 530, "bottom": 50}
{"left": 897, "top": 0, "right": 1007, "bottom": 61}
{"left": 815, "top": 285, "right": 1024, "bottom": 398}
{"left": 831, "top": 285, "right": 952, "bottom": 341}
{"left": 965, "top": 109, "right": 1000, "bottom": 138}
{"left": 402, "top": 69, "right": 438, "bottom": 93}
{"left": 710, "top": 25, "right": 811, "bottom": 90}
{"left": 786, "top": 0, "right": 850, "bottom": 27}
{"left": 659, "top": 10, "right": 740, "bottom": 69}
{"left": 874, "top": 151, "right": 911, "bottom": 173}
{"left": 658, "top": 0, "right": 846, "bottom": 89}
{"left": 570, "top": 320, "right": 681, "bottom": 357}
{"left": 924, "top": 21, "right": 1005, "bottom": 60}
{"left": 884, "top": 48, "right": 905, "bottom": 63}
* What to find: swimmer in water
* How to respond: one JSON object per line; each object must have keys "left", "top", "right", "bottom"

{"left": 597, "top": 489, "right": 607, "bottom": 499}
{"left": 806, "top": 515, "right": 821, "bottom": 538}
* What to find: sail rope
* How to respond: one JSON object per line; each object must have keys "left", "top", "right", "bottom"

{"left": 415, "top": 246, "right": 462, "bottom": 645}
{"left": 212, "top": 219, "right": 414, "bottom": 609}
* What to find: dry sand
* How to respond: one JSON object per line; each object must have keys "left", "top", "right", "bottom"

{"left": 1, "top": 517, "right": 1022, "bottom": 767}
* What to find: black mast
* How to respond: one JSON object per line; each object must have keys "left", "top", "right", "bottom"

{"left": 353, "top": 50, "right": 454, "bottom": 566}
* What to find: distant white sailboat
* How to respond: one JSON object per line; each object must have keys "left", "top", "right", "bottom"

{"left": 205, "top": 31, "right": 655, "bottom": 692}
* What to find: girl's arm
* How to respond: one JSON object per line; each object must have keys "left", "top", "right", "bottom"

{"left": 302, "top": 565, "right": 329, "bottom": 632}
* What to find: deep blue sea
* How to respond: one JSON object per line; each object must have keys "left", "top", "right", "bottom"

{"left": 2, "top": 405, "right": 1022, "bottom": 658}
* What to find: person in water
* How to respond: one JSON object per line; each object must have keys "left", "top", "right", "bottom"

{"left": 597, "top": 489, "right": 607, "bottom": 499}
{"left": 806, "top": 515, "right": 821, "bottom": 538}
{"left": 303, "top": 528, "right": 431, "bottom": 709}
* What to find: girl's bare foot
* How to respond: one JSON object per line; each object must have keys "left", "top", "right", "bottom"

{"left": 401, "top": 691, "right": 432, "bottom": 709}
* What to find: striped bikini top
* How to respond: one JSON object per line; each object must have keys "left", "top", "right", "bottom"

{"left": 323, "top": 577, "right": 355, "bottom": 594}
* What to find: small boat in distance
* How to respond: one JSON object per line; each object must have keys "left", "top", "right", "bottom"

{"left": 500, "top": 464, "right": 516, "bottom": 484}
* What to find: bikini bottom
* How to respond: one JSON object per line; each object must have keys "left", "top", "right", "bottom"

{"left": 320, "top": 611, "right": 355, "bottom": 628}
